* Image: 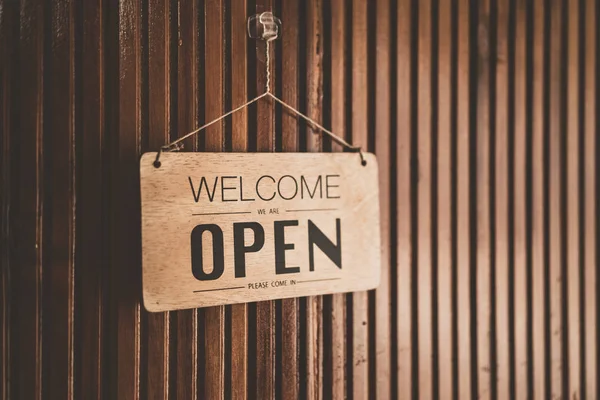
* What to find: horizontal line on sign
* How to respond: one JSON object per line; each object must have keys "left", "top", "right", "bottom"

{"left": 285, "top": 208, "right": 338, "bottom": 212}
{"left": 192, "top": 211, "right": 252, "bottom": 216}
{"left": 297, "top": 278, "right": 341, "bottom": 284}
{"left": 193, "top": 286, "right": 245, "bottom": 293}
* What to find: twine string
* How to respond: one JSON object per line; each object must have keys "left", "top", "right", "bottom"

{"left": 265, "top": 40, "right": 271, "bottom": 93}
{"left": 155, "top": 16, "right": 364, "bottom": 167}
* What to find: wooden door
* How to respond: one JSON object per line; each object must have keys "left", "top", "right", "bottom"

{"left": 1, "top": 0, "right": 598, "bottom": 399}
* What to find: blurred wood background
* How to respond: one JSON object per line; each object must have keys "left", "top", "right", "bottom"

{"left": 0, "top": 0, "right": 598, "bottom": 398}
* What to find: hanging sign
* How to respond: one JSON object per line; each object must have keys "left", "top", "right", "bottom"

{"left": 140, "top": 152, "right": 381, "bottom": 312}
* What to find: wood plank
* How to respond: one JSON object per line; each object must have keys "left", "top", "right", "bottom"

{"left": 531, "top": 0, "right": 546, "bottom": 397}
{"left": 566, "top": 0, "right": 581, "bottom": 396}
{"left": 147, "top": 0, "right": 172, "bottom": 151}
{"left": 230, "top": 0, "right": 248, "bottom": 152}
{"left": 116, "top": 0, "right": 143, "bottom": 398}
{"left": 10, "top": 1, "right": 45, "bottom": 397}
{"left": 11, "top": 1, "right": 45, "bottom": 398}
{"left": 351, "top": 0, "right": 369, "bottom": 397}
{"left": 254, "top": 0, "right": 275, "bottom": 398}
{"left": 280, "top": 0, "right": 299, "bottom": 399}
{"left": 280, "top": 0, "right": 299, "bottom": 155}
{"left": 176, "top": 0, "right": 200, "bottom": 397}
{"left": 203, "top": 0, "right": 224, "bottom": 151}
{"left": 475, "top": 3, "right": 492, "bottom": 398}
{"left": 329, "top": 294, "right": 345, "bottom": 400}
{"left": 79, "top": 0, "right": 105, "bottom": 397}
{"left": 42, "top": 0, "right": 76, "bottom": 399}
{"left": 305, "top": 0, "right": 324, "bottom": 398}
{"left": 583, "top": 0, "right": 597, "bottom": 396}
{"left": 396, "top": 0, "right": 413, "bottom": 397}
{"left": 305, "top": 0, "right": 323, "bottom": 154}
{"left": 255, "top": 300, "right": 275, "bottom": 399}
{"left": 230, "top": 1, "right": 248, "bottom": 399}
{"left": 146, "top": 0, "right": 171, "bottom": 397}
{"left": 494, "top": 1, "right": 510, "bottom": 398}
{"left": 513, "top": 2, "right": 529, "bottom": 398}
{"left": 375, "top": 0, "right": 391, "bottom": 397}
{"left": 175, "top": 311, "right": 197, "bottom": 400}
{"left": 416, "top": 0, "right": 433, "bottom": 397}
{"left": 330, "top": 0, "right": 346, "bottom": 155}
{"left": 0, "top": 1, "right": 13, "bottom": 397}
{"left": 305, "top": 296, "right": 323, "bottom": 400}
{"left": 256, "top": 0, "right": 275, "bottom": 152}
{"left": 203, "top": 0, "right": 225, "bottom": 151}
{"left": 437, "top": 1, "right": 454, "bottom": 397}
{"left": 203, "top": 1, "right": 225, "bottom": 398}
{"left": 456, "top": 0, "right": 472, "bottom": 397}
{"left": 548, "top": 1, "right": 563, "bottom": 397}
{"left": 229, "top": 305, "right": 246, "bottom": 400}
{"left": 329, "top": 0, "right": 347, "bottom": 398}
{"left": 204, "top": 308, "right": 224, "bottom": 400}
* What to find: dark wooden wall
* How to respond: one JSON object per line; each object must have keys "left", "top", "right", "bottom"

{"left": 1, "top": 0, "right": 598, "bottom": 399}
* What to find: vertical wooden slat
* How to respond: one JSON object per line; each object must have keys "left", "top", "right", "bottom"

{"left": 351, "top": 0, "right": 369, "bottom": 398}
{"left": 437, "top": 0, "right": 453, "bottom": 397}
{"left": 174, "top": 304, "right": 197, "bottom": 400}
{"left": 116, "top": 0, "right": 143, "bottom": 399}
{"left": 146, "top": 0, "right": 171, "bottom": 397}
{"left": 396, "top": 0, "right": 413, "bottom": 397}
{"left": 254, "top": 0, "right": 275, "bottom": 398}
{"left": 531, "top": 0, "right": 546, "bottom": 397}
{"left": 475, "top": 1, "right": 492, "bottom": 398}
{"left": 494, "top": 0, "right": 510, "bottom": 397}
{"left": 253, "top": 73, "right": 276, "bottom": 400}
{"left": 566, "top": 1, "right": 582, "bottom": 397}
{"left": 417, "top": 0, "right": 433, "bottom": 397}
{"left": 230, "top": 302, "right": 247, "bottom": 400}
{"left": 10, "top": 1, "right": 45, "bottom": 398}
{"left": 329, "top": 294, "right": 346, "bottom": 399}
{"left": 231, "top": 0, "right": 248, "bottom": 152}
{"left": 42, "top": 2, "right": 75, "bottom": 399}
{"left": 329, "top": 296, "right": 346, "bottom": 399}
{"left": 203, "top": 1, "right": 225, "bottom": 399}
{"left": 203, "top": 307, "right": 225, "bottom": 400}
{"left": 375, "top": 0, "right": 391, "bottom": 397}
{"left": 305, "top": 0, "right": 324, "bottom": 399}
{"left": 513, "top": 1, "right": 528, "bottom": 397}
{"left": 176, "top": 0, "right": 199, "bottom": 397}
{"left": 253, "top": 81, "right": 276, "bottom": 400}
{"left": 548, "top": 0, "right": 563, "bottom": 397}
{"left": 256, "top": 0, "right": 275, "bottom": 154}
{"left": 566, "top": 0, "right": 581, "bottom": 397}
{"left": 305, "top": 0, "right": 323, "bottom": 156}
{"left": 230, "top": 1, "right": 248, "bottom": 399}
{"left": 0, "top": 1, "right": 13, "bottom": 397}
{"left": 456, "top": 0, "right": 472, "bottom": 397}
{"left": 583, "top": 0, "right": 597, "bottom": 396}
{"left": 43, "top": 0, "right": 77, "bottom": 398}
{"left": 280, "top": 0, "right": 299, "bottom": 399}
{"left": 79, "top": 0, "right": 105, "bottom": 397}
{"left": 329, "top": 0, "right": 346, "bottom": 397}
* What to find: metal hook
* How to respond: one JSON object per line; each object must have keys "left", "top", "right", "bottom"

{"left": 247, "top": 11, "right": 281, "bottom": 42}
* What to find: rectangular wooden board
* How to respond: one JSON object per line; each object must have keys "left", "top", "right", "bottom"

{"left": 140, "top": 152, "right": 381, "bottom": 311}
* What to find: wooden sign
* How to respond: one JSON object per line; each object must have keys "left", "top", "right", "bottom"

{"left": 140, "top": 152, "right": 381, "bottom": 312}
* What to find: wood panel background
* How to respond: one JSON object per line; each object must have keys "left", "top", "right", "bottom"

{"left": 0, "top": 0, "right": 598, "bottom": 399}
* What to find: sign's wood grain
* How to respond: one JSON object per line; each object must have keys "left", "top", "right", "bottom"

{"left": 140, "top": 152, "right": 381, "bottom": 312}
